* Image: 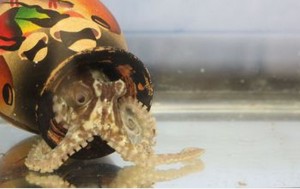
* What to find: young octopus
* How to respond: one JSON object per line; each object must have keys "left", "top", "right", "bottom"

{"left": 24, "top": 69, "right": 203, "bottom": 173}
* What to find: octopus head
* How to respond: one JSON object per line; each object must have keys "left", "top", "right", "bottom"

{"left": 51, "top": 69, "right": 126, "bottom": 133}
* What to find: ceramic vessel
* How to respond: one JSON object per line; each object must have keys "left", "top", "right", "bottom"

{"left": 0, "top": 0, "right": 153, "bottom": 158}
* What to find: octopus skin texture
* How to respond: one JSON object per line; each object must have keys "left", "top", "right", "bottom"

{"left": 25, "top": 69, "right": 203, "bottom": 173}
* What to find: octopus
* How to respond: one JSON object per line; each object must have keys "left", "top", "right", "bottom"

{"left": 24, "top": 69, "right": 203, "bottom": 173}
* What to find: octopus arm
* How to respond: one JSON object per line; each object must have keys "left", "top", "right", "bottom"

{"left": 98, "top": 97, "right": 203, "bottom": 167}
{"left": 25, "top": 128, "right": 94, "bottom": 173}
{"left": 25, "top": 80, "right": 203, "bottom": 173}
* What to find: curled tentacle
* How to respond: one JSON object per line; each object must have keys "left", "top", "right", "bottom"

{"left": 26, "top": 101, "right": 96, "bottom": 173}
{"left": 25, "top": 130, "right": 94, "bottom": 173}
{"left": 96, "top": 97, "right": 156, "bottom": 165}
{"left": 119, "top": 97, "right": 156, "bottom": 146}
{"left": 97, "top": 97, "right": 203, "bottom": 167}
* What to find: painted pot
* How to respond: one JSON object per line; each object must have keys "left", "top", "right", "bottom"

{"left": 0, "top": 0, "right": 153, "bottom": 158}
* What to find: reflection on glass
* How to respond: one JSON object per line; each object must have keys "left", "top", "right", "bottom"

{"left": 0, "top": 136, "right": 204, "bottom": 188}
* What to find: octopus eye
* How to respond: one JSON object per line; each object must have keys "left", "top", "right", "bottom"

{"left": 118, "top": 97, "right": 155, "bottom": 145}
{"left": 2, "top": 83, "right": 13, "bottom": 106}
{"left": 71, "top": 83, "right": 92, "bottom": 107}
{"left": 122, "top": 107, "right": 142, "bottom": 139}
{"left": 126, "top": 117, "right": 141, "bottom": 135}
{"left": 75, "top": 92, "right": 88, "bottom": 105}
